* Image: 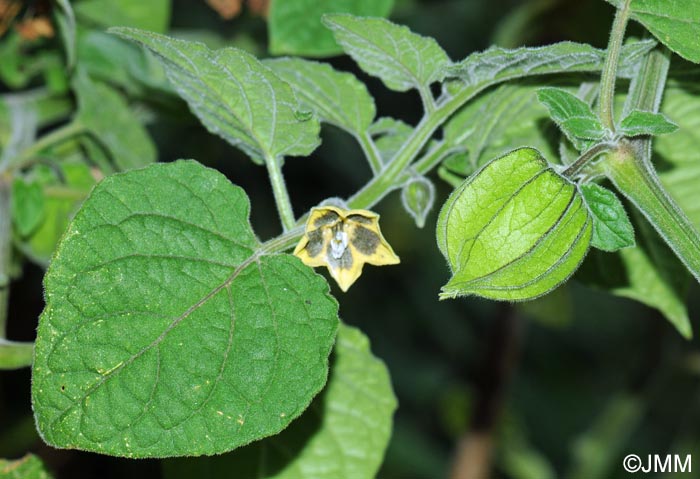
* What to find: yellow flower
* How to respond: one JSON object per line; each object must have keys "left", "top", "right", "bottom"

{"left": 294, "top": 206, "right": 400, "bottom": 292}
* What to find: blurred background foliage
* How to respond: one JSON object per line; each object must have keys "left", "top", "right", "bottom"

{"left": 1, "top": 0, "right": 699, "bottom": 478}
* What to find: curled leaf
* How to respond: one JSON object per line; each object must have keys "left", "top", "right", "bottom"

{"left": 437, "top": 148, "right": 592, "bottom": 301}
{"left": 294, "top": 206, "right": 400, "bottom": 292}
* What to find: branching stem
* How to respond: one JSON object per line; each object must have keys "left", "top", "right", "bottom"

{"left": 598, "top": 0, "right": 632, "bottom": 132}
{"left": 265, "top": 155, "right": 296, "bottom": 231}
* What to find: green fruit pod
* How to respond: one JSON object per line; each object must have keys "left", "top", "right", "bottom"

{"left": 436, "top": 147, "right": 592, "bottom": 301}
{"left": 401, "top": 175, "right": 435, "bottom": 228}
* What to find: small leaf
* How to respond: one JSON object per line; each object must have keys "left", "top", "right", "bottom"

{"left": 294, "top": 206, "right": 400, "bottom": 292}
{"left": 54, "top": 0, "right": 77, "bottom": 70}
{"left": 323, "top": 14, "right": 451, "bottom": 92}
{"left": 112, "top": 28, "right": 320, "bottom": 164}
{"left": 369, "top": 117, "right": 413, "bottom": 163}
{"left": 74, "top": 73, "right": 156, "bottom": 171}
{"left": 447, "top": 39, "right": 656, "bottom": 86}
{"left": 618, "top": 110, "right": 678, "bottom": 137}
{"left": 0, "top": 454, "right": 54, "bottom": 479}
{"left": 162, "top": 323, "right": 397, "bottom": 479}
{"left": 437, "top": 148, "right": 592, "bottom": 301}
{"left": 581, "top": 183, "right": 635, "bottom": 252}
{"left": 269, "top": 0, "right": 393, "bottom": 57}
{"left": 606, "top": 0, "right": 700, "bottom": 63}
{"left": 537, "top": 87, "right": 606, "bottom": 149}
{"left": 32, "top": 160, "right": 339, "bottom": 457}
{"left": 74, "top": 0, "right": 172, "bottom": 33}
{"left": 264, "top": 57, "right": 376, "bottom": 135}
{"left": 401, "top": 176, "right": 435, "bottom": 228}
{"left": 18, "top": 162, "right": 96, "bottom": 266}
{"left": 11, "top": 177, "right": 45, "bottom": 237}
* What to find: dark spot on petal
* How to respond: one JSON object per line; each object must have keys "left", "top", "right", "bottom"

{"left": 346, "top": 214, "right": 373, "bottom": 224}
{"left": 352, "top": 226, "right": 380, "bottom": 255}
{"left": 313, "top": 211, "right": 340, "bottom": 228}
{"left": 306, "top": 229, "right": 324, "bottom": 257}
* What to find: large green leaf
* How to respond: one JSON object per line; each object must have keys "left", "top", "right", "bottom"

{"left": 656, "top": 84, "right": 700, "bottom": 165}
{"left": 606, "top": 0, "right": 700, "bottom": 63}
{"left": 11, "top": 177, "right": 45, "bottom": 238}
{"left": 447, "top": 39, "right": 656, "bottom": 86}
{"left": 442, "top": 84, "right": 556, "bottom": 175}
{"left": 112, "top": 28, "right": 320, "bottom": 165}
{"left": 264, "top": 58, "right": 375, "bottom": 135}
{"left": 75, "top": 0, "right": 171, "bottom": 33}
{"left": 0, "top": 454, "right": 54, "bottom": 479}
{"left": 74, "top": 73, "right": 156, "bottom": 171}
{"left": 162, "top": 323, "right": 396, "bottom": 479}
{"left": 268, "top": 0, "right": 393, "bottom": 57}
{"left": 32, "top": 161, "right": 339, "bottom": 457}
{"left": 323, "top": 14, "right": 451, "bottom": 92}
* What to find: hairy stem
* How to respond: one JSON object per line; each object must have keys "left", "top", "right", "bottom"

{"left": 0, "top": 339, "right": 34, "bottom": 369}
{"left": 10, "top": 120, "right": 85, "bottom": 172}
{"left": 0, "top": 176, "right": 10, "bottom": 338}
{"left": 357, "top": 131, "right": 383, "bottom": 174}
{"left": 562, "top": 142, "right": 616, "bottom": 179}
{"left": 604, "top": 143, "right": 700, "bottom": 284}
{"left": 449, "top": 304, "right": 522, "bottom": 479}
{"left": 265, "top": 155, "right": 296, "bottom": 231}
{"left": 598, "top": 0, "right": 632, "bottom": 132}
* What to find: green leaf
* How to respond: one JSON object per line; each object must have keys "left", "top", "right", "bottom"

{"left": 75, "top": 0, "right": 171, "bottom": 33}
{"left": 323, "top": 14, "right": 451, "bottom": 92}
{"left": 55, "top": 0, "right": 77, "bottom": 70}
{"left": 369, "top": 117, "right": 413, "bottom": 163}
{"left": 581, "top": 183, "right": 635, "bottom": 252}
{"left": 112, "top": 28, "right": 321, "bottom": 164}
{"left": 162, "top": 323, "right": 396, "bottom": 479}
{"left": 74, "top": 73, "right": 156, "bottom": 171}
{"left": 656, "top": 84, "right": 700, "bottom": 165}
{"left": 618, "top": 110, "right": 678, "bottom": 137}
{"left": 76, "top": 29, "right": 172, "bottom": 96}
{"left": 567, "top": 394, "right": 644, "bottom": 479}
{"left": 447, "top": 39, "right": 657, "bottom": 86}
{"left": 268, "top": 0, "right": 393, "bottom": 57}
{"left": 606, "top": 0, "right": 700, "bottom": 63}
{"left": 11, "top": 178, "right": 45, "bottom": 238}
{"left": 537, "top": 87, "right": 606, "bottom": 149}
{"left": 578, "top": 216, "right": 692, "bottom": 339}
{"left": 437, "top": 148, "right": 592, "bottom": 301}
{"left": 442, "top": 84, "right": 556, "bottom": 174}
{"left": 19, "top": 162, "right": 96, "bottom": 266}
{"left": 264, "top": 58, "right": 376, "bottom": 135}
{"left": 0, "top": 454, "right": 54, "bottom": 479}
{"left": 32, "top": 160, "right": 339, "bottom": 457}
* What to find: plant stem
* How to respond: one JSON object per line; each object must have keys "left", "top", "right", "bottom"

{"left": 449, "top": 304, "right": 522, "bottom": 479}
{"left": 598, "top": 0, "right": 632, "bottom": 132}
{"left": 265, "top": 155, "right": 296, "bottom": 231}
{"left": 413, "top": 140, "right": 458, "bottom": 176}
{"left": 562, "top": 142, "right": 616, "bottom": 179}
{"left": 604, "top": 142, "right": 700, "bottom": 283}
{"left": 0, "top": 176, "right": 10, "bottom": 338}
{"left": 0, "top": 339, "right": 34, "bottom": 369}
{"left": 357, "top": 131, "right": 383, "bottom": 174}
{"left": 9, "top": 120, "right": 85, "bottom": 172}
